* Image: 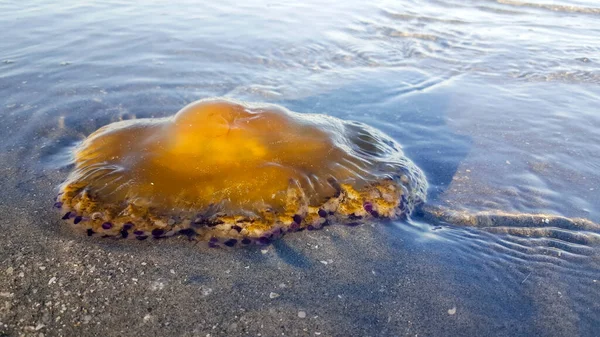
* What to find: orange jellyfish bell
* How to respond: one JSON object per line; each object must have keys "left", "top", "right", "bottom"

{"left": 55, "top": 98, "right": 427, "bottom": 246}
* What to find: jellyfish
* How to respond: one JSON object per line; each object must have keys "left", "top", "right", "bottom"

{"left": 55, "top": 98, "right": 427, "bottom": 246}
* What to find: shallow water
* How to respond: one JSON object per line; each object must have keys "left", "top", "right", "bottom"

{"left": 1, "top": 0, "right": 599, "bottom": 336}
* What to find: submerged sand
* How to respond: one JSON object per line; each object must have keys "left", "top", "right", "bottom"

{"left": 1, "top": 142, "right": 598, "bottom": 337}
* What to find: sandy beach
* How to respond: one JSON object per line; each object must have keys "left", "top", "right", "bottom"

{"left": 1, "top": 146, "right": 598, "bottom": 336}
{"left": 2, "top": 0, "right": 600, "bottom": 335}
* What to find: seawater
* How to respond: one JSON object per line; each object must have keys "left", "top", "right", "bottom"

{"left": 1, "top": 0, "right": 599, "bottom": 335}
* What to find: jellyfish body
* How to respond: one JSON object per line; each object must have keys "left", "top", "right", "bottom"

{"left": 56, "top": 98, "right": 427, "bottom": 245}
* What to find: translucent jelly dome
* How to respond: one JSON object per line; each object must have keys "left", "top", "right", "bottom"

{"left": 62, "top": 98, "right": 426, "bottom": 216}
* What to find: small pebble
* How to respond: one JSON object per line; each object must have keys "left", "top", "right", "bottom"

{"left": 298, "top": 311, "right": 306, "bottom": 318}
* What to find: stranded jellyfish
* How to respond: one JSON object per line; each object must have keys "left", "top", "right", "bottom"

{"left": 56, "top": 98, "right": 427, "bottom": 245}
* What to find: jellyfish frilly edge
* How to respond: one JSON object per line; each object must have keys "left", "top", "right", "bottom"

{"left": 55, "top": 98, "right": 428, "bottom": 246}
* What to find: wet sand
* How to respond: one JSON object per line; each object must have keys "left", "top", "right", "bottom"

{"left": 0, "top": 165, "right": 453, "bottom": 336}
{"left": 1, "top": 146, "right": 598, "bottom": 337}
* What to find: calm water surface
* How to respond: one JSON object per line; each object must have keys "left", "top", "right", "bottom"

{"left": 1, "top": 0, "right": 599, "bottom": 336}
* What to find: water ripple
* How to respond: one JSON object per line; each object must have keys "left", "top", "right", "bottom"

{"left": 496, "top": 0, "right": 600, "bottom": 15}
